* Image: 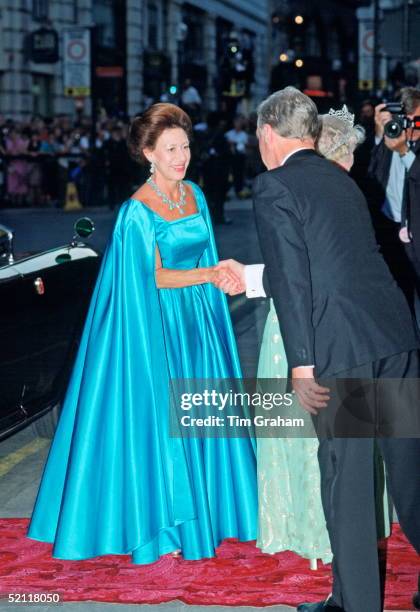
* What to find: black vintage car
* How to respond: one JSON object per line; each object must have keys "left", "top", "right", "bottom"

{"left": 0, "top": 219, "right": 101, "bottom": 440}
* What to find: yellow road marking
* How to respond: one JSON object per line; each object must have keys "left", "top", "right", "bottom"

{"left": 0, "top": 438, "right": 49, "bottom": 479}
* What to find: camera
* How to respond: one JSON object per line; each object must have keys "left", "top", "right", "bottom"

{"left": 380, "top": 102, "right": 420, "bottom": 139}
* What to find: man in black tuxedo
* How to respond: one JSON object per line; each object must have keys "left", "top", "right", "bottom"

{"left": 216, "top": 87, "right": 420, "bottom": 612}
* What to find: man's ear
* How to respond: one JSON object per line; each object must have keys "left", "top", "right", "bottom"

{"left": 262, "top": 124, "right": 271, "bottom": 144}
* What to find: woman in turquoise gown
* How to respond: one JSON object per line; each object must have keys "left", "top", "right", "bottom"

{"left": 256, "top": 107, "right": 390, "bottom": 567}
{"left": 28, "top": 103, "right": 257, "bottom": 564}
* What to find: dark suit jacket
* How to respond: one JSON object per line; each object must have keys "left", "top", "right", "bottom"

{"left": 368, "top": 139, "right": 393, "bottom": 206}
{"left": 253, "top": 149, "right": 419, "bottom": 376}
{"left": 406, "top": 143, "right": 420, "bottom": 266}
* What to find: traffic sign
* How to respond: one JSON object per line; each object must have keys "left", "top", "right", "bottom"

{"left": 63, "top": 28, "right": 91, "bottom": 97}
{"left": 358, "top": 19, "right": 386, "bottom": 91}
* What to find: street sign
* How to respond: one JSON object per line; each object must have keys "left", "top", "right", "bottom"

{"left": 359, "top": 19, "right": 374, "bottom": 89}
{"left": 358, "top": 18, "right": 386, "bottom": 91}
{"left": 63, "top": 28, "right": 91, "bottom": 97}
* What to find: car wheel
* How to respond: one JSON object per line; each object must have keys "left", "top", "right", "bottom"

{"left": 32, "top": 402, "right": 60, "bottom": 439}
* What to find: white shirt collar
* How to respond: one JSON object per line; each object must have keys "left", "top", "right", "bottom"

{"left": 281, "top": 147, "right": 313, "bottom": 166}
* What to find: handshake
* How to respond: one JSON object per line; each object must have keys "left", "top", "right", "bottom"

{"left": 209, "top": 259, "right": 245, "bottom": 296}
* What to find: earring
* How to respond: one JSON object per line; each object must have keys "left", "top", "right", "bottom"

{"left": 150, "top": 161, "right": 155, "bottom": 174}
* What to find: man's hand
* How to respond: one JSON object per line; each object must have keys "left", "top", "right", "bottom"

{"left": 215, "top": 259, "right": 246, "bottom": 295}
{"left": 292, "top": 366, "right": 330, "bottom": 415}
{"left": 384, "top": 133, "right": 409, "bottom": 156}
{"left": 374, "top": 103, "right": 391, "bottom": 140}
{"left": 211, "top": 268, "right": 242, "bottom": 294}
{"left": 374, "top": 103, "right": 409, "bottom": 154}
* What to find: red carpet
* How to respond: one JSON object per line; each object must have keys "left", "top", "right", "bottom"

{"left": 0, "top": 519, "right": 417, "bottom": 608}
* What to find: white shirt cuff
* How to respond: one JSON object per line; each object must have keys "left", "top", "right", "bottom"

{"left": 245, "top": 264, "right": 266, "bottom": 298}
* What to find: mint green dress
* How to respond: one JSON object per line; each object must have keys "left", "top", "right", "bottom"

{"left": 256, "top": 301, "right": 390, "bottom": 564}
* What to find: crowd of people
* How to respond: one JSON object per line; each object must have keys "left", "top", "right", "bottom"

{"left": 0, "top": 108, "right": 262, "bottom": 216}
{"left": 0, "top": 114, "right": 136, "bottom": 209}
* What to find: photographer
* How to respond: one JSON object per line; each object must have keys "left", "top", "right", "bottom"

{"left": 369, "top": 87, "right": 420, "bottom": 318}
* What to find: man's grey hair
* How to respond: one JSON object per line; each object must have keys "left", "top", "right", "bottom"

{"left": 257, "top": 86, "right": 320, "bottom": 140}
{"left": 400, "top": 87, "right": 420, "bottom": 114}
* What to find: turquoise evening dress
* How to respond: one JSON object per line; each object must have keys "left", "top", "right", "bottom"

{"left": 27, "top": 182, "right": 257, "bottom": 564}
{"left": 256, "top": 301, "right": 390, "bottom": 564}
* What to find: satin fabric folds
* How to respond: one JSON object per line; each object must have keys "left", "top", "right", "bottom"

{"left": 27, "top": 182, "right": 257, "bottom": 564}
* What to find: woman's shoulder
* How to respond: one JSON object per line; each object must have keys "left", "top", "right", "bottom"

{"left": 124, "top": 182, "right": 157, "bottom": 210}
{"left": 114, "top": 194, "right": 154, "bottom": 232}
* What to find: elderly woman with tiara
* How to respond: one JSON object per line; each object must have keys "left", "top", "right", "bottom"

{"left": 28, "top": 103, "right": 258, "bottom": 564}
{"left": 256, "top": 105, "right": 390, "bottom": 568}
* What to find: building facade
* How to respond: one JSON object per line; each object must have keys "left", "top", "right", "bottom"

{"left": 0, "top": 0, "right": 270, "bottom": 121}
{"left": 357, "top": 0, "right": 420, "bottom": 94}
{"left": 269, "top": 0, "right": 368, "bottom": 105}
{"left": 268, "top": 0, "right": 420, "bottom": 103}
{"left": 0, "top": 0, "right": 95, "bottom": 120}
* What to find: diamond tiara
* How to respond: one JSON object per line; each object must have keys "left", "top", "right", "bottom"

{"left": 327, "top": 104, "right": 355, "bottom": 127}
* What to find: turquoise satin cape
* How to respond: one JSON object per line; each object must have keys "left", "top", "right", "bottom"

{"left": 27, "top": 187, "right": 245, "bottom": 560}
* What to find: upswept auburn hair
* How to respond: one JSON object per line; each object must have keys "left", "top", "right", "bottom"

{"left": 127, "top": 103, "right": 193, "bottom": 165}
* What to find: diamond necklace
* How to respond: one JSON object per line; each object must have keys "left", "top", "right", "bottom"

{"left": 147, "top": 177, "right": 187, "bottom": 215}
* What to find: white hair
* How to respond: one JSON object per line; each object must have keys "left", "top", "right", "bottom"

{"left": 317, "top": 114, "right": 365, "bottom": 163}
